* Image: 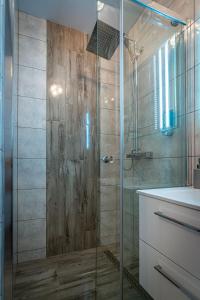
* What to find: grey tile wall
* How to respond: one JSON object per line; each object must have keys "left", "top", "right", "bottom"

{"left": 18, "top": 128, "right": 46, "bottom": 158}
{"left": 18, "top": 97, "right": 46, "bottom": 129}
{"left": 16, "top": 11, "right": 47, "bottom": 263}
{"left": 18, "top": 159, "right": 46, "bottom": 189}
{"left": 18, "top": 219, "right": 46, "bottom": 252}
{"left": 13, "top": 9, "right": 19, "bottom": 266}
{"left": 19, "top": 35, "right": 46, "bottom": 70}
{"left": 18, "top": 189, "right": 46, "bottom": 221}
{"left": 18, "top": 65, "right": 46, "bottom": 99}
{"left": 19, "top": 11, "right": 46, "bottom": 41}
{"left": 186, "top": 12, "right": 200, "bottom": 184}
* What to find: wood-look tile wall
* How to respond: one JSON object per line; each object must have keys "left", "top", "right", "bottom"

{"left": 47, "top": 22, "right": 98, "bottom": 256}
{"left": 99, "top": 52, "right": 120, "bottom": 250}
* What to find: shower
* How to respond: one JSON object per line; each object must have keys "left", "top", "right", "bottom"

{"left": 0, "top": 0, "right": 189, "bottom": 299}
{"left": 124, "top": 38, "right": 148, "bottom": 159}
{"left": 86, "top": 0, "right": 186, "bottom": 161}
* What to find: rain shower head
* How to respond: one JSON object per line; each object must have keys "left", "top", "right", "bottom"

{"left": 86, "top": 20, "right": 120, "bottom": 60}
{"left": 86, "top": 20, "right": 143, "bottom": 61}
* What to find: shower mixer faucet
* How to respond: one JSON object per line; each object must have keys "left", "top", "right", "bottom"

{"left": 126, "top": 151, "right": 153, "bottom": 160}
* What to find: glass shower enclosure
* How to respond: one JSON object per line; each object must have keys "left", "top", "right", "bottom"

{"left": 4, "top": 0, "right": 188, "bottom": 298}
{"left": 96, "top": 0, "right": 186, "bottom": 299}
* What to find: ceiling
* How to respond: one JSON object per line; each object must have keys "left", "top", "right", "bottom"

{"left": 18, "top": 0, "right": 97, "bottom": 34}
{"left": 17, "top": 0, "right": 143, "bottom": 35}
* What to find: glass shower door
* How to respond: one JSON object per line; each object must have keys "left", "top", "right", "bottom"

{"left": 122, "top": 0, "right": 187, "bottom": 299}
{"left": 96, "top": 1, "right": 121, "bottom": 299}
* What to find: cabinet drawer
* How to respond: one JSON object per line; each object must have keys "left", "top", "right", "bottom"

{"left": 140, "top": 240, "right": 200, "bottom": 300}
{"left": 139, "top": 195, "right": 200, "bottom": 279}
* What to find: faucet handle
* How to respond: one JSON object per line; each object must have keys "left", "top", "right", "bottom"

{"left": 102, "top": 155, "right": 114, "bottom": 164}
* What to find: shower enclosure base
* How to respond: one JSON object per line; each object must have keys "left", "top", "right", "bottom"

{"left": 14, "top": 246, "right": 150, "bottom": 300}
{"left": 14, "top": 248, "right": 97, "bottom": 300}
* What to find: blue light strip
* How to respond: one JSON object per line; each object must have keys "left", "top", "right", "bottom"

{"left": 86, "top": 112, "right": 90, "bottom": 150}
{"left": 173, "top": 35, "right": 177, "bottom": 128}
{"left": 158, "top": 48, "right": 163, "bottom": 130}
{"left": 153, "top": 55, "right": 158, "bottom": 130}
{"left": 165, "top": 41, "right": 170, "bottom": 128}
{"left": 130, "top": 0, "right": 187, "bottom": 26}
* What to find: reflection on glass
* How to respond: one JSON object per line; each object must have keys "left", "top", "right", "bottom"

{"left": 97, "top": 0, "right": 104, "bottom": 12}
{"left": 50, "top": 84, "right": 63, "bottom": 97}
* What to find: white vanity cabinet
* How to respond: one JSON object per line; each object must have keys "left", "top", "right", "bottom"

{"left": 138, "top": 188, "right": 200, "bottom": 300}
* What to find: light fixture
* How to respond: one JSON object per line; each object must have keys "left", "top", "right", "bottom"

{"left": 154, "top": 37, "right": 178, "bottom": 136}
{"left": 165, "top": 41, "right": 170, "bottom": 129}
{"left": 86, "top": 112, "right": 90, "bottom": 149}
{"left": 158, "top": 48, "right": 163, "bottom": 131}
{"left": 97, "top": 1, "right": 104, "bottom": 12}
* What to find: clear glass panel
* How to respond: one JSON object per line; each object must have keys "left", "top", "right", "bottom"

{"left": 0, "top": 0, "right": 4, "bottom": 297}
{"left": 96, "top": 1, "right": 121, "bottom": 299}
{"left": 123, "top": 0, "right": 187, "bottom": 299}
{"left": 13, "top": 2, "right": 99, "bottom": 299}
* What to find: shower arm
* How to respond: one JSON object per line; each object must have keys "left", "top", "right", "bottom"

{"left": 130, "top": 0, "right": 187, "bottom": 26}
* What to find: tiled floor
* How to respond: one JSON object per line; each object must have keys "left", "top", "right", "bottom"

{"left": 14, "top": 247, "right": 149, "bottom": 300}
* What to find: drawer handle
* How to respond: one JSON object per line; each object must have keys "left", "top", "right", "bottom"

{"left": 154, "top": 211, "right": 200, "bottom": 233}
{"left": 154, "top": 265, "right": 198, "bottom": 300}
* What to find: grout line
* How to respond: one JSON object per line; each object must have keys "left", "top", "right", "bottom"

{"left": 18, "top": 188, "right": 46, "bottom": 191}
{"left": 17, "top": 94, "right": 47, "bottom": 101}
{"left": 17, "top": 247, "right": 46, "bottom": 253}
{"left": 17, "top": 157, "right": 46, "bottom": 160}
{"left": 17, "top": 218, "right": 46, "bottom": 222}
{"left": 100, "top": 106, "right": 120, "bottom": 112}
{"left": 18, "top": 63, "right": 46, "bottom": 72}
{"left": 18, "top": 32, "right": 47, "bottom": 44}
{"left": 100, "top": 132, "right": 120, "bottom": 137}
{"left": 17, "top": 188, "right": 46, "bottom": 191}
{"left": 17, "top": 157, "right": 46, "bottom": 159}
{"left": 18, "top": 126, "right": 46, "bottom": 131}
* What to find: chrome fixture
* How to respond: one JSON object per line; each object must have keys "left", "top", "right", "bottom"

{"left": 130, "top": 0, "right": 187, "bottom": 26}
{"left": 102, "top": 155, "right": 114, "bottom": 163}
{"left": 125, "top": 39, "right": 148, "bottom": 160}
{"left": 124, "top": 37, "right": 144, "bottom": 64}
{"left": 126, "top": 151, "right": 153, "bottom": 160}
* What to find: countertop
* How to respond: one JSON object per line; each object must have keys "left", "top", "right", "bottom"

{"left": 137, "top": 187, "right": 200, "bottom": 211}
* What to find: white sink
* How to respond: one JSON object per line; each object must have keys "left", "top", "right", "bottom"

{"left": 137, "top": 187, "right": 200, "bottom": 210}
